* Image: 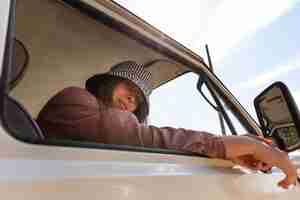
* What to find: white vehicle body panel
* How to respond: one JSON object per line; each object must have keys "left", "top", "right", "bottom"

{"left": 0, "top": 0, "right": 299, "bottom": 199}
{"left": 0, "top": 126, "right": 299, "bottom": 199}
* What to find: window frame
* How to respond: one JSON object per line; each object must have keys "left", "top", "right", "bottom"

{"left": 0, "top": 0, "right": 15, "bottom": 114}
{"left": 0, "top": 0, "right": 262, "bottom": 157}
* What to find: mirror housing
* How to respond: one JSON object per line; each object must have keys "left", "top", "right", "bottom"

{"left": 254, "top": 82, "right": 300, "bottom": 152}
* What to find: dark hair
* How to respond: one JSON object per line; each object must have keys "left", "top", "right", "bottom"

{"left": 92, "top": 76, "right": 148, "bottom": 123}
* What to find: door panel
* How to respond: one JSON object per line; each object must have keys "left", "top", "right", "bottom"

{"left": 0, "top": 126, "right": 299, "bottom": 200}
{"left": 0, "top": 158, "right": 299, "bottom": 199}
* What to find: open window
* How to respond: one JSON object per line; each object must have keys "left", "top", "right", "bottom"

{"left": 0, "top": 0, "right": 193, "bottom": 155}
{"left": 0, "top": 0, "right": 259, "bottom": 156}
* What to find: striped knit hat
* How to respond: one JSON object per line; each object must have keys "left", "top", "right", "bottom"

{"left": 108, "top": 61, "right": 152, "bottom": 97}
{"left": 85, "top": 61, "right": 152, "bottom": 122}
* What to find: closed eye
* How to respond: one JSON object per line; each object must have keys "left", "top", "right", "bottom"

{"left": 127, "top": 96, "right": 136, "bottom": 104}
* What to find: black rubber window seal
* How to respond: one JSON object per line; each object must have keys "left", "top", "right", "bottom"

{"left": 0, "top": 0, "right": 16, "bottom": 116}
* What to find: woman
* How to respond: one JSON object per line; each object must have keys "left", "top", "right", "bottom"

{"left": 37, "top": 61, "right": 297, "bottom": 189}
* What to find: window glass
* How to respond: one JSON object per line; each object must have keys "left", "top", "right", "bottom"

{"left": 149, "top": 72, "right": 247, "bottom": 135}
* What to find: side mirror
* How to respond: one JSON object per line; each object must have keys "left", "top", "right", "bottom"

{"left": 254, "top": 82, "right": 300, "bottom": 152}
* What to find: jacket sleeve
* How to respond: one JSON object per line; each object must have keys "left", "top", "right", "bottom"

{"left": 36, "top": 87, "right": 102, "bottom": 142}
{"left": 99, "top": 107, "right": 227, "bottom": 159}
{"left": 141, "top": 126, "right": 226, "bottom": 159}
{"left": 37, "top": 87, "right": 226, "bottom": 159}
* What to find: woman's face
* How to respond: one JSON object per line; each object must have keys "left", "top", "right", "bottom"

{"left": 112, "top": 82, "right": 139, "bottom": 113}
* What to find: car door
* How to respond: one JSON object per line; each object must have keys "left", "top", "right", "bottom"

{"left": 0, "top": 0, "right": 299, "bottom": 199}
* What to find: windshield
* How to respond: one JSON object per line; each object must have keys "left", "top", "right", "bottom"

{"left": 115, "top": 0, "right": 300, "bottom": 130}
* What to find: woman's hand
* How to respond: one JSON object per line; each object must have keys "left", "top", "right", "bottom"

{"left": 222, "top": 136, "right": 298, "bottom": 189}
{"left": 233, "top": 135, "right": 273, "bottom": 172}
{"left": 232, "top": 154, "right": 272, "bottom": 172}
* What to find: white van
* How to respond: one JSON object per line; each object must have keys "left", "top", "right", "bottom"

{"left": 0, "top": 0, "right": 299, "bottom": 199}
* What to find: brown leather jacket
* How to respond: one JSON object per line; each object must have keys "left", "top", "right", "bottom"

{"left": 36, "top": 87, "right": 226, "bottom": 159}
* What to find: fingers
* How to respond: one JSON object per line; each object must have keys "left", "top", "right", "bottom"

{"left": 242, "top": 136, "right": 275, "bottom": 172}
{"left": 232, "top": 155, "right": 254, "bottom": 168}
{"left": 232, "top": 155, "right": 272, "bottom": 171}
{"left": 224, "top": 136, "right": 297, "bottom": 189}
{"left": 278, "top": 179, "right": 289, "bottom": 189}
{"left": 233, "top": 158, "right": 257, "bottom": 170}
{"left": 274, "top": 152, "right": 297, "bottom": 188}
{"left": 260, "top": 162, "right": 272, "bottom": 173}
{"left": 244, "top": 161, "right": 272, "bottom": 172}
{"left": 234, "top": 156, "right": 296, "bottom": 189}
{"left": 254, "top": 144, "right": 298, "bottom": 189}
{"left": 278, "top": 175, "right": 298, "bottom": 189}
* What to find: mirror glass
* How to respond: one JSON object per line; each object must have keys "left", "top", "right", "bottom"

{"left": 254, "top": 82, "right": 300, "bottom": 152}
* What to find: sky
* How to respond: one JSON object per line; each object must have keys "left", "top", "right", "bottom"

{"left": 115, "top": 0, "right": 300, "bottom": 134}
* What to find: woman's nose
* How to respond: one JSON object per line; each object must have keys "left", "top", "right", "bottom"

{"left": 124, "top": 95, "right": 137, "bottom": 111}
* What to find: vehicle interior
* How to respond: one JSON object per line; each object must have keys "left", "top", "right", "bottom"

{"left": 12, "top": 0, "right": 195, "bottom": 117}
{"left": 2, "top": 0, "right": 213, "bottom": 153}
